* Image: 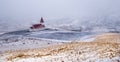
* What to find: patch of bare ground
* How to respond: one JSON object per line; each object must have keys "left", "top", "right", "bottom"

{"left": 0, "top": 33, "right": 120, "bottom": 62}
{"left": 93, "top": 33, "right": 120, "bottom": 43}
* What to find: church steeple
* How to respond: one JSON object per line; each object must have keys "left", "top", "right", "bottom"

{"left": 40, "top": 17, "right": 44, "bottom": 23}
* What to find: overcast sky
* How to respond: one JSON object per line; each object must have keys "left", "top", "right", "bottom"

{"left": 0, "top": 0, "right": 120, "bottom": 30}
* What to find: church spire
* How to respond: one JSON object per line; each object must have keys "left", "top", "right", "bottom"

{"left": 40, "top": 17, "right": 44, "bottom": 23}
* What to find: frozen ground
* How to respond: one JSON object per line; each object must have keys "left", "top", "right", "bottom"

{"left": 0, "top": 29, "right": 96, "bottom": 52}
{"left": 0, "top": 29, "right": 100, "bottom": 41}
{"left": 0, "top": 33, "right": 120, "bottom": 62}
{"left": 0, "top": 36, "right": 64, "bottom": 53}
{"left": 0, "top": 28, "right": 120, "bottom": 62}
{"left": 0, "top": 29, "right": 119, "bottom": 52}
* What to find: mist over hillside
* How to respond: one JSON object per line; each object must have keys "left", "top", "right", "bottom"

{"left": 0, "top": 15, "right": 120, "bottom": 32}
{"left": 0, "top": 0, "right": 120, "bottom": 32}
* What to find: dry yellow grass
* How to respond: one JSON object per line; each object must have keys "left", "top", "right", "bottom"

{"left": 0, "top": 33, "right": 120, "bottom": 62}
{"left": 93, "top": 33, "right": 120, "bottom": 43}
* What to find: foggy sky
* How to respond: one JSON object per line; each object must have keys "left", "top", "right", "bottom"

{"left": 0, "top": 0, "right": 120, "bottom": 31}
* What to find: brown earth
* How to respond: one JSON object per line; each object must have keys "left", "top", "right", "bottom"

{"left": 0, "top": 33, "right": 120, "bottom": 62}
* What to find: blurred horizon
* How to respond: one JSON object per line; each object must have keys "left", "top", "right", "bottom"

{"left": 0, "top": 0, "right": 120, "bottom": 32}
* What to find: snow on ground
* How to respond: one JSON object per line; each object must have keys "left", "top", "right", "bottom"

{"left": 0, "top": 29, "right": 120, "bottom": 62}
{"left": 0, "top": 29, "right": 97, "bottom": 41}
{"left": 0, "top": 36, "right": 64, "bottom": 53}
{"left": 0, "top": 30, "right": 97, "bottom": 53}
{"left": 0, "top": 29, "right": 118, "bottom": 53}
{"left": 0, "top": 31, "right": 6, "bottom": 35}
{"left": 0, "top": 29, "right": 98, "bottom": 55}
{"left": 0, "top": 33, "right": 120, "bottom": 62}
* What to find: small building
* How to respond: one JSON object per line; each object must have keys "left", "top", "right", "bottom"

{"left": 30, "top": 17, "right": 45, "bottom": 31}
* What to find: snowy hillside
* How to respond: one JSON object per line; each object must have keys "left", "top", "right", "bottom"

{"left": 0, "top": 29, "right": 97, "bottom": 41}
{"left": 0, "top": 16, "right": 120, "bottom": 33}
{"left": 0, "top": 29, "right": 97, "bottom": 53}
{"left": 0, "top": 0, "right": 120, "bottom": 62}
{"left": 0, "top": 33, "right": 120, "bottom": 62}
{"left": 0, "top": 36, "right": 64, "bottom": 53}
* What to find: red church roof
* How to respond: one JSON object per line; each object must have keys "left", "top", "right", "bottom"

{"left": 30, "top": 17, "right": 45, "bottom": 29}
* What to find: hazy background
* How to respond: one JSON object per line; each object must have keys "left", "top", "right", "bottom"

{"left": 0, "top": 0, "right": 120, "bottom": 32}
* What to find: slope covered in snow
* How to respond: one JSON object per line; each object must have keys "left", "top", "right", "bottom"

{"left": 0, "top": 33, "right": 120, "bottom": 62}
{"left": 0, "top": 36, "right": 64, "bottom": 53}
{"left": 0, "top": 29, "right": 96, "bottom": 41}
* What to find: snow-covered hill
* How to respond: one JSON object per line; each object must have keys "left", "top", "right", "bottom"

{"left": 0, "top": 36, "right": 64, "bottom": 53}
{"left": 0, "top": 29, "right": 97, "bottom": 41}
{"left": 0, "top": 33, "right": 120, "bottom": 62}
{"left": 0, "top": 29, "right": 97, "bottom": 52}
